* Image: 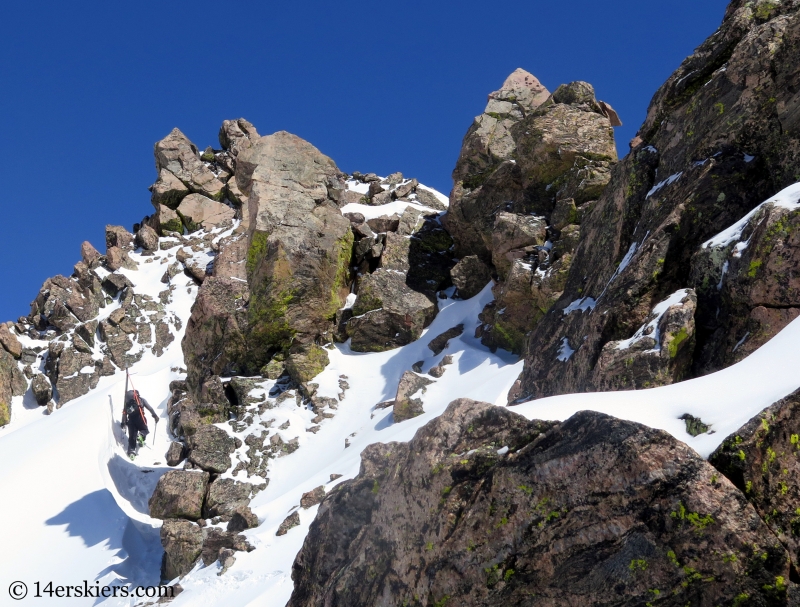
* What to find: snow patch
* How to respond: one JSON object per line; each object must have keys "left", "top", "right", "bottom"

{"left": 703, "top": 182, "right": 800, "bottom": 249}
{"left": 646, "top": 172, "right": 683, "bottom": 199}
{"left": 615, "top": 289, "right": 691, "bottom": 352}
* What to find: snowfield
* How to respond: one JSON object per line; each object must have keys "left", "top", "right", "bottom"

{"left": 1, "top": 182, "right": 799, "bottom": 606}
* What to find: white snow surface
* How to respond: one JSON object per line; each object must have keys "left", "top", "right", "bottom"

{"left": 2, "top": 179, "right": 800, "bottom": 605}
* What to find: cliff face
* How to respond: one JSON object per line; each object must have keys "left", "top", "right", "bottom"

{"left": 289, "top": 399, "right": 793, "bottom": 607}
{"left": 516, "top": 1, "right": 800, "bottom": 397}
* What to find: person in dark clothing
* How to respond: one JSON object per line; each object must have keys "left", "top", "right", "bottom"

{"left": 121, "top": 390, "right": 158, "bottom": 457}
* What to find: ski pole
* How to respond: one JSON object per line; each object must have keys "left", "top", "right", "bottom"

{"left": 153, "top": 418, "right": 158, "bottom": 446}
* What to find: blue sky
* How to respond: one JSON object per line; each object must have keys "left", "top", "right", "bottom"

{"left": 0, "top": 0, "right": 729, "bottom": 323}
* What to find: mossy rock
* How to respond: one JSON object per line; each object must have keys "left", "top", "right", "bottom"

{"left": 0, "top": 401, "right": 9, "bottom": 427}
{"left": 261, "top": 359, "right": 286, "bottom": 380}
{"left": 285, "top": 345, "right": 330, "bottom": 384}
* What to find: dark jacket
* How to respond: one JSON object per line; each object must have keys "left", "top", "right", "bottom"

{"left": 122, "top": 390, "right": 157, "bottom": 427}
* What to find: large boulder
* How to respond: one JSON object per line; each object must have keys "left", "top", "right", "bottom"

{"left": 149, "top": 470, "right": 210, "bottom": 521}
{"left": 187, "top": 425, "right": 235, "bottom": 474}
{"left": 0, "top": 324, "right": 22, "bottom": 359}
{"left": 289, "top": 400, "right": 792, "bottom": 607}
{"left": 105, "top": 225, "right": 135, "bottom": 252}
{"left": 149, "top": 168, "right": 190, "bottom": 210}
{"left": 391, "top": 371, "right": 434, "bottom": 422}
{"left": 154, "top": 128, "right": 226, "bottom": 201}
{"left": 31, "top": 374, "right": 52, "bottom": 406}
{"left": 203, "top": 478, "right": 254, "bottom": 520}
{"left": 134, "top": 224, "right": 159, "bottom": 252}
{"left": 284, "top": 345, "right": 329, "bottom": 384}
{"left": 237, "top": 132, "right": 352, "bottom": 355}
{"left": 450, "top": 256, "right": 492, "bottom": 299}
{"left": 345, "top": 270, "right": 437, "bottom": 352}
{"left": 160, "top": 519, "right": 203, "bottom": 580}
{"left": 53, "top": 346, "right": 100, "bottom": 404}
{"left": 175, "top": 194, "right": 235, "bottom": 232}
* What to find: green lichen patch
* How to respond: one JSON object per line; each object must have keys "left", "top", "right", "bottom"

{"left": 0, "top": 401, "right": 9, "bottom": 427}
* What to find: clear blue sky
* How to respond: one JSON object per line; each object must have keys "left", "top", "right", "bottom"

{"left": 0, "top": 0, "right": 729, "bottom": 323}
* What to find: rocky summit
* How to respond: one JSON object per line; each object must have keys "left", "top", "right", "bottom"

{"left": 3, "top": 1, "right": 800, "bottom": 605}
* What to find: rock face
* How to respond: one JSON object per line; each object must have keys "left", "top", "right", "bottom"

{"left": 160, "top": 519, "right": 203, "bottom": 581}
{"left": 153, "top": 128, "right": 225, "bottom": 202}
{"left": 182, "top": 130, "right": 353, "bottom": 394}
{"left": 450, "top": 256, "right": 492, "bottom": 299}
{"left": 289, "top": 399, "right": 792, "bottom": 607}
{"left": 519, "top": 2, "right": 800, "bottom": 398}
{"left": 444, "top": 71, "right": 620, "bottom": 358}
{"left": 149, "top": 470, "right": 210, "bottom": 520}
{"left": 711, "top": 388, "right": 800, "bottom": 570}
{"left": 345, "top": 269, "right": 438, "bottom": 352}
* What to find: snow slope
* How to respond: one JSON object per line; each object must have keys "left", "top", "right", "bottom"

{"left": 1, "top": 181, "right": 800, "bottom": 606}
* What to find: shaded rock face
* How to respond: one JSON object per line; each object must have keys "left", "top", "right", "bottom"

{"left": 450, "top": 256, "right": 491, "bottom": 300}
{"left": 290, "top": 400, "right": 792, "bottom": 607}
{"left": 592, "top": 289, "right": 698, "bottom": 391}
{"left": 160, "top": 519, "right": 203, "bottom": 581}
{"left": 149, "top": 470, "right": 210, "bottom": 521}
{"left": 345, "top": 270, "right": 437, "bottom": 352}
{"left": 711, "top": 388, "right": 800, "bottom": 572}
{"left": 693, "top": 202, "right": 800, "bottom": 375}
{"left": 520, "top": 3, "right": 800, "bottom": 398}
{"left": 183, "top": 277, "right": 250, "bottom": 393}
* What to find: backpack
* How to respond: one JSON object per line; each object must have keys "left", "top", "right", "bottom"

{"left": 125, "top": 392, "right": 144, "bottom": 419}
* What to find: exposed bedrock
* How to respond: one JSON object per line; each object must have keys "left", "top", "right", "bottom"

{"left": 289, "top": 398, "right": 793, "bottom": 606}
{"left": 519, "top": 3, "right": 800, "bottom": 397}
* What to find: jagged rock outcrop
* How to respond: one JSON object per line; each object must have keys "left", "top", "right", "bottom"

{"left": 444, "top": 71, "right": 620, "bottom": 356}
{"left": 153, "top": 128, "right": 226, "bottom": 203}
{"left": 290, "top": 399, "right": 794, "bottom": 607}
{"left": 182, "top": 129, "right": 353, "bottom": 396}
{"left": 518, "top": 2, "right": 800, "bottom": 398}
{"left": 711, "top": 387, "right": 800, "bottom": 571}
{"left": 592, "top": 289, "right": 698, "bottom": 390}
{"left": 391, "top": 371, "right": 434, "bottom": 422}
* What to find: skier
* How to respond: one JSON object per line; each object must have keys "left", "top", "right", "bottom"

{"left": 120, "top": 389, "right": 158, "bottom": 458}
